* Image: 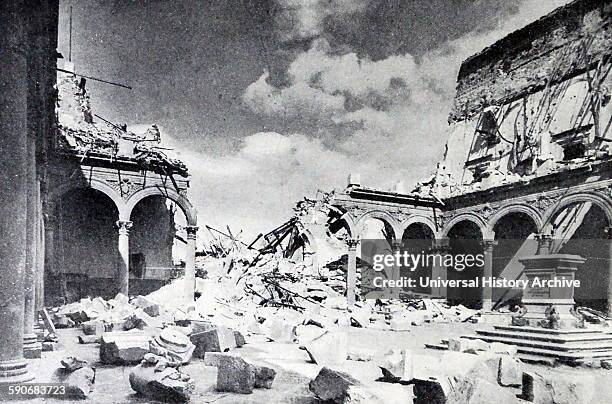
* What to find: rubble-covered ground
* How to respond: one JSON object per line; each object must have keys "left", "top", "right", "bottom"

{"left": 28, "top": 242, "right": 612, "bottom": 403}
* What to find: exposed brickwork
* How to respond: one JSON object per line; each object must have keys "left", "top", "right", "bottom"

{"left": 450, "top": 0, "right": 611, "bottom": 122}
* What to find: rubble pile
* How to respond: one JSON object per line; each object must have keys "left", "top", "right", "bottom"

{"left": 56, "top": 71, "right": 188, "bottom": 176}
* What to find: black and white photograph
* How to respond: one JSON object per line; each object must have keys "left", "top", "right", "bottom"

{"left": 1, "top": 0, "right": 611, "bottom": 402}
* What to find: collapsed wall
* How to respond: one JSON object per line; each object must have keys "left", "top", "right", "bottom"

{"left": 431, "top": 0, "right": 611, "bottom": 198}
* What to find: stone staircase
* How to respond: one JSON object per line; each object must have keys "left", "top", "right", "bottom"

{"left": 427, "top": 325, "right": 612, "bottom": 365}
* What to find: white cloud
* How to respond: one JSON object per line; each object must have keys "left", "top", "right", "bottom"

{"left": 172, "top": 0, "right": 575, "bottom": 239}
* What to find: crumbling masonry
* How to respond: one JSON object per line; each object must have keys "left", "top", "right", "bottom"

{"left": 0, "top": 0, "right": 197, "bottom": 384}
{"left": 321, "top": 0, "right": 612, "bottom": 315}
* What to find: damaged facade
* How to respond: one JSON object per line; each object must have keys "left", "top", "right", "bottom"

{"left": 47, "top": 64, "right": 198, "bottom": 303}
{"left": 0, "top": 0, "right": 197, "bottom": 384}
{"left": 307, "top": 0, "right": 612, "bottom": 314}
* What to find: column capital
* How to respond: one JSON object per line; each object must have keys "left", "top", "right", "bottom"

{"left": 116, "top": 220, "right": 133, "bottom": 235}
{"left": 604, "top": 226, "right": 612, "bottom": 240}
{"left": 391, "top": 239, "right": 402, "bottom": 251}
{"left": 185, "top": 225, "right": 199, "bottom": 239}
{"left": 346, "top": 238, "right": 359, "bottom": 250}
{"left": 480, "top": 239, "right": 498, "bottom": 251}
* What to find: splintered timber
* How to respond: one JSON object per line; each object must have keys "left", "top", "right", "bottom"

{"left": 372, "top": 276, "right": 581, "bottom": 289}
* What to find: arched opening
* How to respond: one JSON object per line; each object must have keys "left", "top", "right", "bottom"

{"left": 492, "top": 212, "right": 538, "bottom": 307}
{"left": 401, "top": 223, "right": 435, "bottom": 295}
{"left": 550, "top": 203, "right": 610, "bottom": 312}
{"left": 447, "top": 220, "right": 483, "bottom": 308}
{"left": 129, "top": 195, "right": 189, "bottom": 295}
{"left": 49, "top": 188, "right": 119, "bottom": 303}
{"left": 358, "top": 216, "right": 396, "bottom": 298}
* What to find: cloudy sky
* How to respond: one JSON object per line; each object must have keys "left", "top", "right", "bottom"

{"left": 57, "top": 0, "right": 570, "bottom": 239}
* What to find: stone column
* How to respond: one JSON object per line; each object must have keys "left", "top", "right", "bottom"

{"left": 23, "top": 171, "right": 41, "bottom": 359}
{"left": 0, "top": 0, "right": 34, "bottom": 383}
{"left": 390, "top": 240, "right": 402, "bottom": 299}
{"left": 184, "top": 226, "right": 198, "bottom": 305}
{"left": 116, "top": 220, "right": 133, "bottom": 296}
{"left": 480, "top": 240, "right": 497, "bottom": 311}
{"left": 34, "top": 211, "right": 45, "bottom": 342}
{"left": 346, "top": 238, "right": 359, "bottom": 307}
{"left": 430, "top": 238, "right": 450, "bottom": 298}
{"left": 43, "top": 212, "right": 56, "bottom": 305}
{"left": 606, "top": 227, "right": 612, "bottom": 317}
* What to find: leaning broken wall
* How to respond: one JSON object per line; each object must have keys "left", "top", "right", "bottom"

{"left": 436, "top": 0, "right": 611, "bottom": 197}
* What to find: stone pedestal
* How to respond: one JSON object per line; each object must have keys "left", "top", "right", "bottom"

{"left": 518, "top": 254, "right": 586, "bottom": 328}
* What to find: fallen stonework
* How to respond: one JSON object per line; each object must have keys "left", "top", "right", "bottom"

{"left": 129, "top": 362, "right": 195, "bottom": 402}
{"left": 99, "top": 332, "right": 151, "bottom": 365}
{"left": 203, "top": 352, "right": 278, "bottom": 394}
{"left": 308, "top": 367, "right": 381, "bottom": 404}
{"left": 51, "top": 359, "right": 96, "bottom": 399}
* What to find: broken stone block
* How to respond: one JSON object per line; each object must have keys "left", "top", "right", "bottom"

{"left": 61, "top": 357, "right": 88, "bottom": 372}
{"left": 448, "top": 337, "right": 489, "bottom": 353}
{"left": 234, "top": 330, "right": 246, "bottom": 347}
{"left": 42, "top": 341, "right": 58, "bottom": 351}
{"left": 123, "top": 314, "right": 147, "bottom": 331}
{"left": 78, "top": 335, "right": 100, "bottom": 344}
{"left": 111, "top": 292, "right": 129, "bottom": 307}
{"left": 412, "top": 378, "right": 452, "bottom": 404}
{"left": 447, "top": 376, "right": 518, "bottom": 404}
{"left": 150, "top": 328, "right": 195, "bottom": 366}
{"left": 81, "top": 320, "right": 105, "bottom": 336}
{"left": 309, "top": 367, "right": 379, "bottom": 404}
{"left": 52, "top": 367, "right": 95, "bottom": 398}
{"left": 252, "top": 364, "right": 276, "bottom": 389}
{"left": 521, "top": 371, "right": 554, "bottom": 403}
{"left": 602, "top": 360, "right": 612, "bottom": 370}
{"left": 349, "top": 307, "right": 371, "bottom": 328}
{"left": 100, "top": 332, "right": 150, "bottom": 365}
{"left": 204, "top": 352, "right": 255, "bottom": 394}
{"left": 143, "top": 304, "right": 160, "bottom": 317}
{"left": 54, "top": 315, "right": 75, "bottom": 328}
{"left": 129, "top": 363, "right": 194, "bottom": 402}
{"left": 347, "top": 348, "right": 375, "bottom": 362}
{"left": 378, "top": 350, "right": 404, "bottom": 382}
{"left": 132, "top": 296, "right": 161, "bottom": 317}
{"left": 304, "top": 331, "right": 347, "bottom": 366}
{"left": 263, "top": 318, "right": 297, "bottom": 343}
{"left": 190, "top": 325, "right": 236, "bottom": 358}
{"left": 498, "top": 355, "right": 522, "bottom": 387}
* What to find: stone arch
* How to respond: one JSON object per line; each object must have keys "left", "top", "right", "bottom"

{"left": 48, "top": 179, "right": 127, "bottom": 218}
{"left": 442, "top": 213, "right": 489, "bottom": 238}
{"left": 487, "top": 204, "right": 543, "bottom": 235}
{"left": 355, "top": 210, "right": 401, "bottom": 240}
{"left": 400, "top": 215, "right": 439, "bottom": 239}
{"left": 542, "top": 191, "right": 612, "bottom": 232}
{"left": 125, "top": 187, "right": 197, "bottom": 226}
{"left": 339, "top": 212, "right": 358, "bottom": 239}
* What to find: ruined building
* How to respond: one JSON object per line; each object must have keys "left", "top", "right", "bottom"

{"left": 313, "top": 0, "right": 612, "bottom": 314}
{"left": 0, "top": 0, "right": 197, "bottom": 383}
{"left": 47, "top": 65, "right": 198, "bottom": 303}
